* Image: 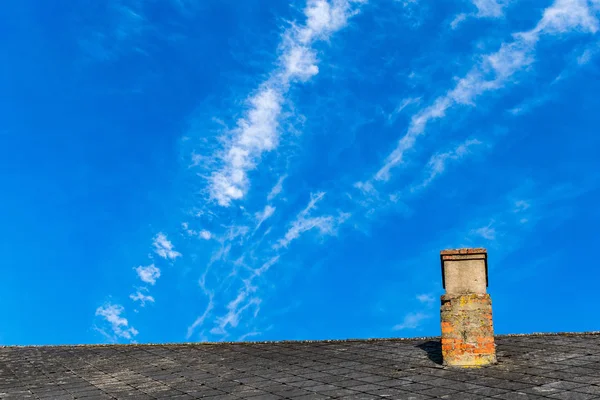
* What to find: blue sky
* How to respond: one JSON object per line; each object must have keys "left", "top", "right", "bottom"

{"left": 1, "top": 0, "right": 599, "bottom": 345}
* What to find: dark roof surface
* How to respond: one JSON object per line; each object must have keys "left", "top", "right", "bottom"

{"left": 1, "top": 333, "right": 600, "bottom": 399}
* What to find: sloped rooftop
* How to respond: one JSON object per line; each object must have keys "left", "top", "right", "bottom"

{"left": 1, "top": 333, "right": 600, "bottom": 399}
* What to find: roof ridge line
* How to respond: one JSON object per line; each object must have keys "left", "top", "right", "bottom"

{"left": 2, "top": 330, "right": 599, "bottom": 349}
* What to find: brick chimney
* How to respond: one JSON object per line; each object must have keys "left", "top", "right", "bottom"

{"left": 440, "top": 248, "right": 496, "bottom": 367}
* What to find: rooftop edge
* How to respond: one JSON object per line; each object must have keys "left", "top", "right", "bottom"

{"left": 2, "top": 331, "right": 599, "bottom": 349}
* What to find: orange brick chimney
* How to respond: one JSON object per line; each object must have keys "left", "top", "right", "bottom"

{"left": 440, "top": 248, "right": 496, "bottom": 367}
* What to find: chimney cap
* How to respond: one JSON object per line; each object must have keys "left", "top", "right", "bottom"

{"left": 440, "top": 248, "right": 488, "bottom": 291}
{"left": 440, "top": 248, "right": 487, "bottom": 256}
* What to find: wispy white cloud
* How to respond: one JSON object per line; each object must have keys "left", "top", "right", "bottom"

{"left": 129, "top": 289, "right": 155, "bottom": 307}
{"left": 508, "top": 93, "right": 553, "bottom": 116}
{"left": 451, "top": 13, "right": 469, "bottom": 29}
{"left": 153, "top": 232, "right": 181, "bottom": 260}
{"left": 277, "top": 216, "right": 335, "bottom": 248}
{"left": 275, "top": 192, "right": 349, "bottom": 248}
{"left": 220, "top": 225, "right": 250, "bottom": 245}
{"left": 208, "top": 0, "right": 365, "bottom": 207}
{"left": 392, "top": 0, "right": 426, "bottom": 28}
{"left": 411, "top": 138, "right": 483, "bottom": 191}
{"left": 186, "top": 273, "right": 215, "bottom": 340}
{"left": 577, "top": 46, "right": 596, "bottom": 64}
{"left": 388, "top": 97, "right": 421, "bottom": 124}
{"left": 250, "top": 256, "right": 280, "bottom": 279}
{"left": 451, "top": 0, "right": 507, "bottom": 29}
{"left": 416, "top": 293, "right": 436, "bottom": 306}
{"left": 377, "top": 0, "right": 599, "bottom": 181}
{"left": 191, "top": 255, "right": 279, "bottom": 340}
{"left": 472, "top": 223, "right": 497, "bottom": 240}
{"left": 182, "top": 222, "right": 193, "bottom": 235}
{"left": 510, "top": 38, "right": 600, "bottom": 115}
{"left": 267, "top": 175, "right": 286, "bottom": 201}
{"left": 210, "top": 279, "right": 261, "bottom": 336}
{"left": 298, "top": 0, "right": 365, "bottom": 43}
{"left": 186, "top": 296, "right": 214, "bottom": 339}
{"left": 209, "top": 88, "right": 282, "bottom": 207}
{"left": 395, "top": 96, "right": 421, "bottom": 113}
{"left": 353, "top": 181, "right": 379, "bottom": 200}
{"left": 531, "top": 0, "right": 598, "bottom": 36}
{"left": 255, "top": 205, "right": 276, "bottom": 231}
{"left": 514, "top": 200, "right": 531, "bottom": 212}
{"left": 135, "top": 264, "right": 161, "bottom": 285}
{"left": 396, "top": 0, "right": 419, "bottom": 6}
{"left": 392, "top": 312, "right": 430, "bottom": 330}
{"left": 95, "top": 303, "right": 138, "bottom": 341}
{"left": 281, "top": 44, "right": 319, "bottom": 81}
{"left": 472, "top": 0, "right": 505, "bottom": 17}
{"left": 182, "top": 222, "right": 213, "bottom": 240}
{"left": 238, "top": 331, "right": 262, "bottom": 341}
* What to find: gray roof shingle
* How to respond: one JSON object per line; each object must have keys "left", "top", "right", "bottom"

{"left": 1, "top": 333, "right": 600, "bottom": 399}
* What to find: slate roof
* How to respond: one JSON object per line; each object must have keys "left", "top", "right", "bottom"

{"left": 1, "top": 333, "right": 600, "bottom": 400}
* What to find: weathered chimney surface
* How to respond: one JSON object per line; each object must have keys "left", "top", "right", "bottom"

{"left": 440, "top": 248, "right": 496, "bottom": 367}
